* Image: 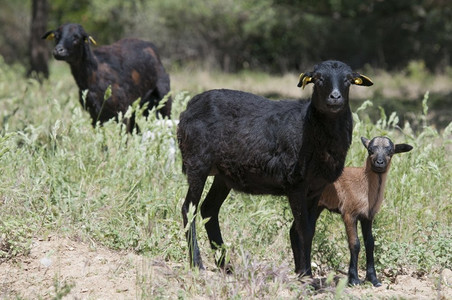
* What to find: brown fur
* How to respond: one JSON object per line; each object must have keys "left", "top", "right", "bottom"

{"left": 318, "top": 136, "right": 413, "bottom": 287}
{"left": 320, "top": 159, "right": 390, "bottom": 220}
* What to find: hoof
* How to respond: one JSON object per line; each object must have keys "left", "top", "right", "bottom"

{"left": 298, "top": 276, "right": 323, "bottom": 290}
{"left": 366, "top": 276, "right": 381, "bottom": 287}
{"left": 371, "top": 280, "right": 382, "bottom": 287}
{"left": 217, "top": 257, "right": 233, "bottom": 274}
{"left": 348, "top": 278, "right": 362, "bottom": 286}
{"left": 225, "top": 266, "right": 233, "bottom": 274}
{"left": 221, "top": 263, "right": 234, "bottom": 274}
{"left": 191, "top": 260, "right": 205, "bottom": 270}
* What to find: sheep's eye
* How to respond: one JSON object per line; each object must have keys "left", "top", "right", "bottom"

{"left": 72, "top": 36, "right": 80, "bottom": 44}
{"left": 315, "top": 78, "right": 324, "bottom": 85}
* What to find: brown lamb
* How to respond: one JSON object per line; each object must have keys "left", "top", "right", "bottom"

{"left": 318, "top": 136, "right": 413, "bottom": 286}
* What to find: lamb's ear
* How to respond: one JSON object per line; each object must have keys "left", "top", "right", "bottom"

{"left": 352, "top": 73, "right": 373, "bottom": 86}
{"left": 297, "top": 72, "right": 314, "bottom": 89}
{"left": 361, "top": 137, "right": 370, "bottom": 148}
{"left": 395, "top": 143, "right": 413, "bottom": 154}
{"left": 41, "top": 30, "right": 55, "bottom": 40}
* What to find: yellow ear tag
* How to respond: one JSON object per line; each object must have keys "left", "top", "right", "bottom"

{"left": 46, "top": 32, "right": 55, "bottom": 40}
{"left": 88, "top": 36, "right": 97, "bottom": 45}
{"left": 298, "top": 73, "right": 312, "bottom": 89}
{"left": 354, "top": 77, "right": 363, "bottom": 85}
{"left": 302, "top": 76, "right": 312, "bottom": 89}
{"left": 297, "top": 73, "right": 305, "bottom": 87}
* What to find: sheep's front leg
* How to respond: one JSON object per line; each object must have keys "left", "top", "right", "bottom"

{"left": 343, "top": 213, "right": 361, "bottom": 285}
{"left": 288, "top": 191, "right": 317, "bottom": 277}
{"left": 361, "top": 218, "right": 382, "bottom": 287}
{"left": 289, "top": 221, "right": 303, "bottom": 274}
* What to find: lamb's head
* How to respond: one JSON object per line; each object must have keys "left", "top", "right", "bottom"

{"left": 42, "top": 23, "right": 97, "bottom": 63}
{"left": 298, "top": 60, "right": 373, "bottom": 115}
{"left": 361, "top": 136, "right": 413, "bottom": 173}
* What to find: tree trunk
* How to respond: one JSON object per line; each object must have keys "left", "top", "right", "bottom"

{"left": 28, "top": 0, "right": 49, "bottom": 82}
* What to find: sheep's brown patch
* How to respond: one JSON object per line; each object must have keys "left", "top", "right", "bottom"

{"left": 131, "top": 70, "right": 141, "bottom": 85}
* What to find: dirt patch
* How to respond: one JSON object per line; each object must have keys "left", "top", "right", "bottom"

{"left": 0, "top": 237, "right": 450, "bottom": 299}
{"left": 0, "top": 236, "right": 139, "bottom": 299}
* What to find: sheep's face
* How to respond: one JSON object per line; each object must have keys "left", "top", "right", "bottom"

{"left": 361, "top": 136, "right": 413, "bottom": 173}
{"left": 42, "top": 23, "right": 95, "bottom": 63}
{"left": 298, "top": 60, "right": 373, "bottom": 115}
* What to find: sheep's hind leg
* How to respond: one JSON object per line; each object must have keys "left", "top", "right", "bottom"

{"left": 201, "top": 176, "right": 232, "bottom": 272}
{"left": 182, "top": 174, "right": 208, "bottom": 270}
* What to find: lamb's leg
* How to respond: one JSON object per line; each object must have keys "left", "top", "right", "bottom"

{"left": 361, "top": 218, "right": 382, "bottom": 287}
{"left": 200, "top": 176, "right": 231, "bottom": 271}
{"left": 182, "top": 174, "right": 208, "bottom": 269}
{"left": 343, "top": 213, "right": 361, "bottom": 285}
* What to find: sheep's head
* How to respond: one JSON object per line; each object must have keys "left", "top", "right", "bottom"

{"left": 298, "top": 60, "right": 373, "bottom": 115}
{"left": 42, "top": 23, "right": 96, "bottom": 63}
{"left": 361, "top": 136, "right": 413, "bottom": 173}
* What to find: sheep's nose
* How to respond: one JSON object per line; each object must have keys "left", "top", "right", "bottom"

{"left": 53, "top": 45, "right": 65, "bottom": 56}
{"left": 329, "top": 90, "right": 341, "bottom": 99}
{"left": 375, "top": 158, "right": 385, "bottom": 166}
{"left": 327, "top": 90, "right": 343, "bottom": 106}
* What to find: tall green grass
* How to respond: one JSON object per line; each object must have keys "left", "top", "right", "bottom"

{"left": 0, "top": 58, "right": 450, "bottom": 298}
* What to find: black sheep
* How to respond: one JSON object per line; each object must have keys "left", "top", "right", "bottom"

{"left": 42, "top": 23, "right": 171, "bottom": 132}
{"left": 177, "top": 60, "right": 373, "bottom": 277}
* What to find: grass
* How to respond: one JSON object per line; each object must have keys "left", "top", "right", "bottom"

{"left": 0, "top": 57, "right": 451, "bottom": 298}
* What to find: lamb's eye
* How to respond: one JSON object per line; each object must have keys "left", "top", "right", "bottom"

{"left": 386, "top": 147, "right": 395, "bottom": 156}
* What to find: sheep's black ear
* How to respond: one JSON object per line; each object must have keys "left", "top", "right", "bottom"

{"left": 395, "top": 143, "right": 413, "bottom": 154}
{"left": 352, "top": 73, "right": 373, "bottom": 86}
{"left": 361, "top": 137, "right": 370, "bottom": 148}
{"left": 41, "top": 30, "right": 55, "bottom": 40}
{"left": 297, "top": 72, "right": 314, "bottom": 89}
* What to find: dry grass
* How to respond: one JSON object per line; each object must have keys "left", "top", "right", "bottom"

{"left": 170, "top": 64, "right": 452, "bottom": 102}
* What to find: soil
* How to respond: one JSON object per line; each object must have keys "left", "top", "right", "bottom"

{"left": 0, "top": 237, "right": 451, "bottom": 299}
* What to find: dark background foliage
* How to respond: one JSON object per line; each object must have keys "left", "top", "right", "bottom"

{"left": 0, "top": 0, "right": 451, "bottom": 74}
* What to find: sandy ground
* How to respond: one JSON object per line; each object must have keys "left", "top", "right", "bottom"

{"left": 0, "top": 237, "right": 451, "bottom": 299}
